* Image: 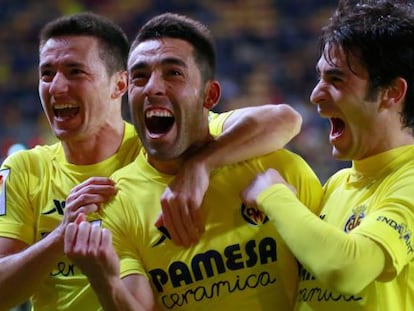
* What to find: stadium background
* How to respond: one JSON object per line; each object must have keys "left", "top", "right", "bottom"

{"left": 2, "top": 0, "right": 349, "bottom": 310}
{"left": 1, "top": 0, "right": 350, "bottom": 186}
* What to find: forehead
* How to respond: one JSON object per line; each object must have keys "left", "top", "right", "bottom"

{"left": 317, "top": 44, "right": 367, "bottom": 78}
{"left": 39, "top": 35, "right": 101, "bottom": 65}
{"left": 128, "top": 38, "right": 195, "bottom": 69}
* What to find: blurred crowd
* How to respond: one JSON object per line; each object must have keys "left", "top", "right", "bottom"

{"left": 0, "top": 0, "right": 349, "bottom": 182}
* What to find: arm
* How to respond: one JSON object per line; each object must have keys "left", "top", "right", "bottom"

{"left": 64, "top": 221, "right": 156, "bottom": 310}
{"left": 241, "top": 169, "right": 387, "bottom": 295}
{"left": 0, "top": 237, "right": 62, "bottom": 309}
{"left": 0, "top": 177, "right": 116, "bottom": 309}
{"left": 207, "top": 103, "right": 302, "bottom": 165}
{"left": 160, "top": 104, "right": 303, "bottom": 246}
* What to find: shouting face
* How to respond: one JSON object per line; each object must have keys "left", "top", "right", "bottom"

{"left": 39, "top": 35, "right": 124, "bottom": 143}
{"left": 310, "top": 45, "right": 399, "bottom": 161}
{"left": 128, "top": 38, "right": 213, "bottom": 171}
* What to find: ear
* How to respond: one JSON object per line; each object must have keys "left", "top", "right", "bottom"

{"left": 381, "top": 77, "right": 407, "bottom": 109}
{"left": 203, "top": 80, "right": 221, "bottom": 110}
{"left": 111, "top": 70, "right": 128, "bottom": 99}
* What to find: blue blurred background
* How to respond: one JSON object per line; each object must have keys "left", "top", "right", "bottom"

{"left": 0, "top": 0, "right": 349, "bottom": 185}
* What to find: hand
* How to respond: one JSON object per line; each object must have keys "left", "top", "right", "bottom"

{"left": 55, "top": 177, "right": 117, "bottom": 243}
{"left": 157, "top": 158, "right": 209, "bottom": 247}
{"left": 64, "top": 217, "right": 120, "bottom": 283}
{"left": 242, "top": 169, "right": 295, "bottom": 207}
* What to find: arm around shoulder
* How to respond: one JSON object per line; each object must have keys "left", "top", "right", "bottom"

{"left": 221, "top": 103, "right": 302, "bottom": 159}
{"left": 205, "top": 103, "right": 302, "bottom": 171}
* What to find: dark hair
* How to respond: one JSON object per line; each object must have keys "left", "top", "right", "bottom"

{"left": 39, "top": 12, "right": 129, "bottom": 75}
{"left": 130, "top": 12, "right": 216, "bottom": 82}
{"left": 320, "top": 0, "right": 414, "bottom": 130}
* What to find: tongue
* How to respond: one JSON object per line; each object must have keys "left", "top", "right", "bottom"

{"left": 331, "top": 118, "right": 345, "bottom": 138}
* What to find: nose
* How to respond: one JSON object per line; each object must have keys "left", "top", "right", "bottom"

{"left": 49, "top": 72, "right": 69, "bottom": 96}
{"left": 144, "top": 71, "right": 166, "bottom": 96}
{"left": 309, "top": 80, "right": 327, "bottom": 106}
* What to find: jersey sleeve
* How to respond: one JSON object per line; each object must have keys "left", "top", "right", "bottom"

{"left": 208, "top": 111, "right": 233, "bottom": 137}
{"left": 102, "top": 192, "right": 148, "bottom": 279}
{"left": 257, "top": 185, "right": 385, "bottom": 295}
{"left": 351, "top": 189, "right": 414, "bottom": 280}
{"left": 258, "top": 149, "right": 323, "bottom": 214}
{"left": 0, "top": 151, "right": 37, "bottom": 244}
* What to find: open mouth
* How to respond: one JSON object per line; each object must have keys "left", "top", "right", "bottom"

{"left": 145, "top": 108, "right": 175, "bottom": 135}
{"left": 330, "top": 117, "right": 345, "bottom": 139}
{"left": 53, "top": 104, "right": 80, "bottom": 119}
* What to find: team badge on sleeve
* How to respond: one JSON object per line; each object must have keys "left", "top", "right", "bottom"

{"left": 0, "top": 169, "right": 10, "bottom": 216}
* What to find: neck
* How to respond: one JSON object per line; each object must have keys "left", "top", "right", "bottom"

{"left": 63, "top": 121, "right": 125, "bottom": 165}
{"left": 148, "top": 157, "right": 184, "bottom": 175}
{"left": 148, "top": 133, "right": 213, "bottom": 175}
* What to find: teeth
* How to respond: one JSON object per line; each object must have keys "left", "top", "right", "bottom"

{"left": 146, "top": 109, "right": 173, "bottom": 118}
{"left": 54, "top": 104, "right": 78, "bottom": 110}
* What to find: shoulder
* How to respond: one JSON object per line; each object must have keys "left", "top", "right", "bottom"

{"left": 1, "top": 143, "right": 61, "bottom": 169}
{"left": 110, "top": 160, "right": 138, "bottom": 182}
{"left": 208, "top": 110, "right": 233, "bottom": 137}
{"left": 257, "top": 149, "right": 313, "bottom": 171}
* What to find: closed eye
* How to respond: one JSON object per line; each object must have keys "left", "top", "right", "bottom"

{"left": 69, "top": 68, "right": 85, "bottom": 75}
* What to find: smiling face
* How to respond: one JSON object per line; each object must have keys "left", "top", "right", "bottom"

{"left": 128, "top": 38, "right": 214, "bottom": 172}
{"left": 310, "top": 44, "right": 397, "bottom": 161}
{"left": 38, "top": 35, "right": 123, "bottom": 142}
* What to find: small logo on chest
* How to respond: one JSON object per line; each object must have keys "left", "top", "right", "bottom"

{"left": 241, "top": 204, "right": 269, "bottom": 225}
{"left": 344, "top": 205, "right": 367, "bottom": 233}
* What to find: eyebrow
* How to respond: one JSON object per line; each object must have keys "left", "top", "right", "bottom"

{"left": 129, "top": 57, "right": 188, "bottom": 72}
{"left": 39, "top": 61, "right": 85, "bottom": 70}
{"left": 316, "top": 65, "right": 345, "bottom": 77}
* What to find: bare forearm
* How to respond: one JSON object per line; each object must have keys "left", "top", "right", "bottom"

{"left": 201, "top": 104, "right": 302, "bottom": 171}
{"left": 88, "top": 276, "right": 155, "bottom": 311}
{"left": 0, "top": 234, "right": 63, "bottom": 309}
{"left": 90, "top": 278, "right": 139, "bottom": 311}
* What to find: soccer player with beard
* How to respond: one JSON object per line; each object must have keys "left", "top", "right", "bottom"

{"left": 242, "top": 1, "right": 414, "bottom": 310}
{"left": 64, "top": 13, "right": 323, "bottom": 311}
{"left": 0, "top": 12, "right": 303, "bottom": 311}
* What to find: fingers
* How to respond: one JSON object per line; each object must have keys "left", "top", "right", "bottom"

{"left": 158, "top": 161, "right": 209, "bottom": 247}
{"left": 63, "top": 178, "right": 117, "bottom": 225}
{"left": 63, "top": 210, "right": 123, "bottom": 289}
{"left": 160, "top": 198, "right": 199, "bottom": 247}
{"left": 242, "top": 168, "right": 292, "bottom": 207}
{"left": 67, "top": 177, "right": 117, "bottom": 208}
{"left": 69, "top": 177, "right": 115, "bottom": 194}
{"left": 101, "top": 228, "right": 112, "bottom": 249}
{"left": 64, "top": 222, "right": 78, "bottom": 255}
{"left": 154, "top": 213, "right": 163, "bottom": 227}
{"left": 88, "top": 223, "right": 103, "bottom": 254}
{"left": 190, "top": 205, "right": 205, "bottom": 235}
{"left": 64, "top": 221, "right": 106, "bottom": 259}
{"left": 74, "top": 212, "right": 86, "bottom": 225}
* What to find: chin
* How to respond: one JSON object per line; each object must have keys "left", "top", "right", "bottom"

{"left": 332, "top": 147, "right": 349, "bottom": 161}
{"left": 333, "top": 153, "right": 354, "bottom": 162}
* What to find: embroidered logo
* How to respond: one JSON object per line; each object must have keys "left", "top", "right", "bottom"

{"left": 42, "top": 199, "right": 66, "bottom": 216}
{"left": 152, "top": 225, "right": 171, "bottom": 247}
{"left": 344, "top": 205, "right": 367, "bottom": 233}
{"left": 241, "top": 203, "right": 269, "bottom": 225}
